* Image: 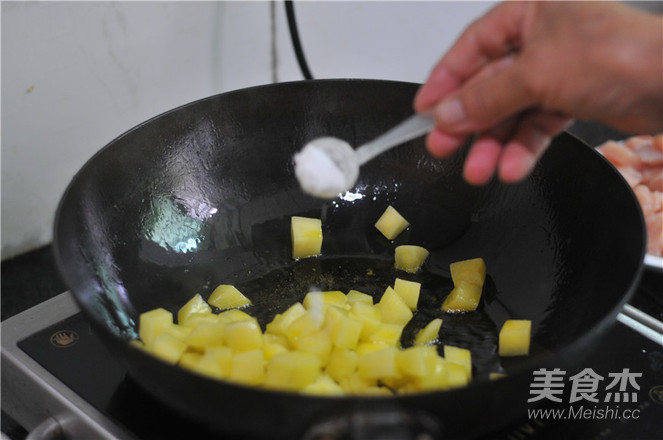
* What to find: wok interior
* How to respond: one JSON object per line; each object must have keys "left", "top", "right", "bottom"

{"left": 55, "top": 80, "right": 644, "bottom": 377}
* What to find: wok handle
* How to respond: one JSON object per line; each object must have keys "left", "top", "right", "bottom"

{"left": 301, "top": 408, "right": 441, "bottom": 440}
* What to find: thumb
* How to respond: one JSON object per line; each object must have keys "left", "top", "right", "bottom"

{"left": 432, "top": 61, "right": 535, "bottom": 134}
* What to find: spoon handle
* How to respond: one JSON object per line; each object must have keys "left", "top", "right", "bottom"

{"left": 355, "top": 114, "right": 435, "bottom": 165}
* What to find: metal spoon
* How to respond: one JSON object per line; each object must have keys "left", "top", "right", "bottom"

{"left": 294, "top": 114, "right": 435, "bottom": 199}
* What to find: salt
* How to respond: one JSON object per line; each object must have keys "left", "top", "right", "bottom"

{"left": 294, "top": 137, "right": 356, "bottom": 198}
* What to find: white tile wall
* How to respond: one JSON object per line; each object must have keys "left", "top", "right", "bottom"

{"left": 1, "top": 1, "right": 496, "bottom": 259}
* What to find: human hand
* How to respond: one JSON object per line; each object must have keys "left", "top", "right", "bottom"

{"left": 415, "top": 1, "right": 663, "bottom": 185}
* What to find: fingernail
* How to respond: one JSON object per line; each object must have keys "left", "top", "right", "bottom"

{"left": 436, "top": 98, "right": 465, "bottom": 125}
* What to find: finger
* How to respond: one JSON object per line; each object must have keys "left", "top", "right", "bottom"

{"left": 415, "top": 2, "right": 527, "bottom": 112}
{"left": 462, "top": 136, "right": 503, "bottom": 185}
{"left": 426, "top": 129, "right": 466, "bottom": 158}
{"left": 432, "top": 59, "right": 535, "bottom": 134}
{"left": 498, "top": 111, "right": 573, "bottom": 182}
{"left": 463, "top": 118, "right": 518, "bottom": 185}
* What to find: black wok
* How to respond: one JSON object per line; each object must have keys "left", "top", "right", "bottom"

{"left": 53, "top": 79, "right": 645, "bottom": 439}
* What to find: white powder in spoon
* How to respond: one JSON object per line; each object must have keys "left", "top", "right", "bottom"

{"left": 294, "top": 139, "right": 351, "bottom": 198}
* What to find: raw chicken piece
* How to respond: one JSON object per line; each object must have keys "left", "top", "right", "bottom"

{"left": 641, "top": 168, "right": 663, "bottom": 192}
{"left": 617, "top": 166, "right": 643, "bottom": 188}
{"left": 645, "top": 213, "right": 663, "bottom": 256}
{"left": 598, "top": 135, "right": 663, "bottom": 258}
{"left": 597, "top": 141, "right": 642, "bottom": 169}
{"left": 634, "top": 185, "right": 656, "bottom": 217}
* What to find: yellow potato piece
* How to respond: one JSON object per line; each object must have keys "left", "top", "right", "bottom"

{"left": 193, "top": 348, "right": 231, "bottom": 380}
{"left": 450, "top": 257, "right": 486, "bottom": 286}
{"left": 302, "top": 374, "right": 345, "bottom": 396}
{"left": 374, "top": 205, "right": 410, "bottom": 240}
{"left": 394, "top": 245, "right": 429, "bottom": 273}
{"left": 293, "top": 330, "right": 332, "bottom": 364}
{"left": 349, "top": 302, "right": 382, "bottom": 341}
{"left": 224, "top": 319, "right": 264, "bottom": 352}
{"left": 265, "top": 302, "right": 307, "bottom": 336}
{"left": 149, "top": 332, "right": 188, "bottom": 364}
{"left": 441, "top": 280, "right": 482, "bottom": 312}
{"left": 357, "top": 346, "right": 399, "bottom": 380}
{"left": 208, "top": 284, "right": 252, "bottom": 310}
{"left": 329, "top": 314, "right": 363, "bottom": 350}
{"left": 413, "top": 318, "right": 442, "bottom": 346}
{"left": 326, "top": 347, "right": 358, "bottom": 382}
{"left": 345, "top": 290, "right": 374, "bottom": 306}
{"left": 139, "top": 308, "right": 173, "bottom": 346}
{"left": 303, "top": 290, "right": 347, "bottom": 310}
{"left": 396, "top": 346, "right": 437, "bottom": 378}
{"left": 364, "top": 323, "right": 404, "bottom": 347}
{"left": 265, "top": 351, "right": 322, "bottom": 391}
{"left": 393, "top": 278, "right": 421, "bottom": 311}
{"left": 177, "top": 294, "right": 212, "bottom": 324}
{"left": 291, "top": 216, "right": 323, "bottom": 259}
{"left": 498, "top": 319, "right": 531, "bottom": 356}
{"left": 229, "top": 349, "right": 265, "bottom": 385}
{"left": 185, "top": 321, "right": 226, "bottom": 351}
{"left": 444, "top": 345, "right": 472, "bottom": 380}
{"left": 377, "top": 287, "right": 413, "bottom": 326}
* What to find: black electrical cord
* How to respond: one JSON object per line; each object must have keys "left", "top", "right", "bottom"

{"left": 285, "top": 0, "right": 314, "bottom": 80}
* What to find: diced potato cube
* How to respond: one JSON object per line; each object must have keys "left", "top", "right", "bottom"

{"left": 285, "top": 312, "right": 321, "bottom": 347}
{"left": 322, "top": 305, "right": 348, "bottom": 334}
{"left": 396, "top": 346, "right": 437, "bottom": 378}
{"left": 208, "top": 284, "right": 252, "bottom": 310}
{"left": 185, "top": 321, "right": 226, "bottom": 351}
{"left": 444, "top": 345, "right": 472, "bottom": 380}
{"left": 264, "top": 333, "right": 289, "bottom": 348}
{"left": 445, "top": 361, "right": 470, "bottom": 388}
{"left": 374, "top": 205, "right": 410, "bottom": 240}
{"left": 338, "top": 372, "right": 378, "bottom": 395}
{"left": 349, "top": 302, "right": 382, "bottom": 340}
{"left": 216, "top": 309, "right": 254, "bottom": 324}
{"left": 377, "top": 287, "right": 413, "bottom": 326}
{"left": 139, "top": 308, "right": 173, "bottom": 346}
{"left": 263, "top": 341, "right": 288, "bottom": 361}
{"left": 357, "top": 346, "right": 399, "bottom": 380}
{"left": 230, "top": 349, "right": 265, "bottom": 385}
{"left": 414, "top": 318, "right": 443, "bottom": 346}
{"left": 291, "top": 216, "right": 323, "bottom": 259}
{"left": 394, "top": 245, "right": 429, "bottom": 273}
{"left": 193, "top": 347, "right": 232, "bottom": 380}
{"left": 498, "top": 319, "right": 531, "bottom": 356}
{"left": 413, "top": 355, "right": 447, "bottom": 391}
{"left": 329, "top": 314, "right": 363, "bottom": 350}
{"left": 393, "top": 278, "right": 421, "bottom": 311}
{"left": 355, "top": 341, "right": 391, "bottom": 355}
{"left": 293, "top": 330, "right": 332, "bottom": 364}
{"left": 364, "top": 323, "right": 404, "bottom": 347}
{"left": 326, "top": 348, "right": 358, "bottom": 382}
{"left": 178, "top": 351, "right": 203, "bottom": 370}
{"left": 163, "top": 323, "right": 193, "bottom": 342}
{"left": 177, "top": 294, "right": 212, "bottom": 324}
{"left": 346, "top": 290, "right": 373, "bottom": 306}
{"left": 150, "top": 332, "right": 188, "bottom": 364}
{"left": 302, "top": 374, "right": 345, "bottom": 396}
{"left": 441, "top": 280, "right": 482, "bottom": 312}
{"left": 450, "top": 258, "right": 486, "bottom": 287}
{"left": 303, "top": 290, "right": 347, "bottom": 310}
{"left": 265, "top": 351, "right": 322, "bottom": 391}
{"left": 180, "top": 312, "right": 219, "bottom": 329}
{"left": 224, "top": 319, "right": 264, "bottom": 352}
{"left": 265, "top": 302, "right": 307, "bottom": 336}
